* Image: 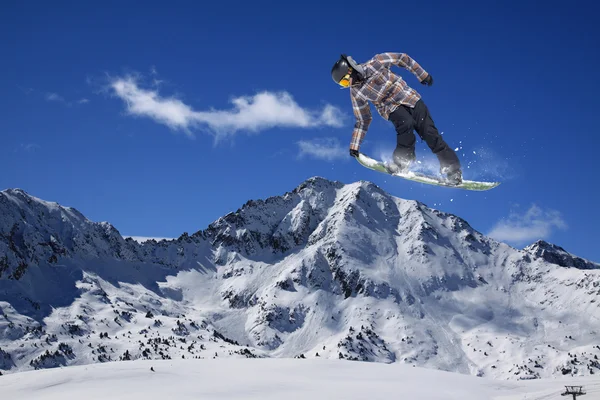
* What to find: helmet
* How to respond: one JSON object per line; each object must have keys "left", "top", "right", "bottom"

{"left": 331, "top": 54, "right": 364, "bottom": 87}
{"left": 331, "top": 55, "right": 351, "bottom": 86}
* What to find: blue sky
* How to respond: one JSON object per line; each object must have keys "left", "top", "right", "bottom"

{"left": 2, "top": 0, "right": 599, "bottom": 262}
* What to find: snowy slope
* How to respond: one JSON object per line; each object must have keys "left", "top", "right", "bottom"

{"left": 1, "top": 358, "right": 599, "bottom": 400}
{"left": 0, "top": 179, "right": 599, "bottom": 381}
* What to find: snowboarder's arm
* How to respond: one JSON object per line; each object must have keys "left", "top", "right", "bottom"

{"left": 375, "top": 53, "right": 429, "bottom": 83}
{"left": 349, "top": 92, "right": 372, "bottom": 151}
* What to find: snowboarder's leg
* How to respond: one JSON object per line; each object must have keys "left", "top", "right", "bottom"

{"left": 410, "top": 100, "right": 462, "bottom": 182}
{"left": 388, "top": 106, "right": 417, "bottom": 172}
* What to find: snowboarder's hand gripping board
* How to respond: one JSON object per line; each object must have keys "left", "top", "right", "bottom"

{"left": 354, "top": 152, "right": 500, "bottom": 191}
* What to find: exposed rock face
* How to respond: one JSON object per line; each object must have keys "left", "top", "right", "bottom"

{"left": 0, "top": 179, "right": 599, "bottom": 380}
{"left": 524, "top": 240, "right": 599, "bottom": 270}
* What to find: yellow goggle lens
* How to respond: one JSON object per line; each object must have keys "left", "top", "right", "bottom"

{"left": 338, "top": 75, "right": 351, "bottom": 87}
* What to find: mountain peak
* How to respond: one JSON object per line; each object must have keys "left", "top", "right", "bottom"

{"left": 524, "top": 240, "right": 598, "bottom": 270}
{"left": 1, "top": 187, "right": 87, "bottom": 223}
{"left": 293, "top": 176, "right": 344, "bottom": 194}
{"left": 3, "top": 188, "right": 28, "bottom": 195}
{"left": 1, "top": 183, "right": 599, "bottom": 380}
{"left": 3, "top": 188, "right": 48, "bottom": 202}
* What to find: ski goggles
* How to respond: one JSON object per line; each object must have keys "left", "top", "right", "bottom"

{"left": 338, "top": 72, "right": 351, "bottom": 88}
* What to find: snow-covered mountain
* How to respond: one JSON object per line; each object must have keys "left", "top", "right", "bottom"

{"left": 0, "top": 179, "right": 598, "bottom": 380}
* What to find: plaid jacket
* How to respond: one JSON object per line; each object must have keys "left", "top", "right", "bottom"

{"left": 349, "top": 53, "right": 429, "bottom": 151}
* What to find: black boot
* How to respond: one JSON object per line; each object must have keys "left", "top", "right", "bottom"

{"left": 386, "top": 153, "right": 414, "bottom": 174}
{"left": 441, "top": 166, "right": 462, "bottom": 186}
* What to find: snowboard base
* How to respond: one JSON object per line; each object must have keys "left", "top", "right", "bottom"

{"left": 355, "top": 153, "right": 500, "bottom": 191}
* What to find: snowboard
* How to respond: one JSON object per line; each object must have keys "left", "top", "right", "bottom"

{"left": 355, "top": 153, "right": 500, "bottom": 191}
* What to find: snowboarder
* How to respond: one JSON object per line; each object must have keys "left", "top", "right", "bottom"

{"left": 331, "top": 53, "right": 463, "bottom": 185}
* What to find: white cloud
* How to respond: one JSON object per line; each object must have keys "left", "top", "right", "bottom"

{"left": 13, "top": 143, "right": 40, "bottom": 153}
{"left": 109, "top": 76, "right": 344, "bottom": 140}
{"left": 46, "top": 92, "right": 65, "bottom": 102}
{"left": 18, "top": 85, "right": 34, "bottom": 95}
{"left": 23, "top": 143, "right": 40, "bottom": 152}
{"left": 45, "top": 93, "right": 89, "bottom": 106}
{"left": 317, "top": 104, "right": 345, "bottom": 127}
{"left": 487, "top": 204, "right": 567, "bottom": 245}
{"left": 149, "top": 67, "right": 164, "bottom": 87}
{"left": 297, "top": 137, "right": 347, "bottom": 161}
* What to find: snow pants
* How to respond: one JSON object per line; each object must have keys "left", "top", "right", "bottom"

{"left": 389, "top": 99, "right": 461, "bottom": 172}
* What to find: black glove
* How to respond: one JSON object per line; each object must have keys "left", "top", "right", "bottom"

{"left": 421, "top": 74, "right": 433, "bottom": 86}
{"left": 349, "top": 149, "right": 360, "bottom": 158}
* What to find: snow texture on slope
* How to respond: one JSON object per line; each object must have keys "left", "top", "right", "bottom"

{"left": 0, "top": 179, "right": 599, "bottom": 381}
{"left": 2, "top": 358, "right": 600, "bottom": 400}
